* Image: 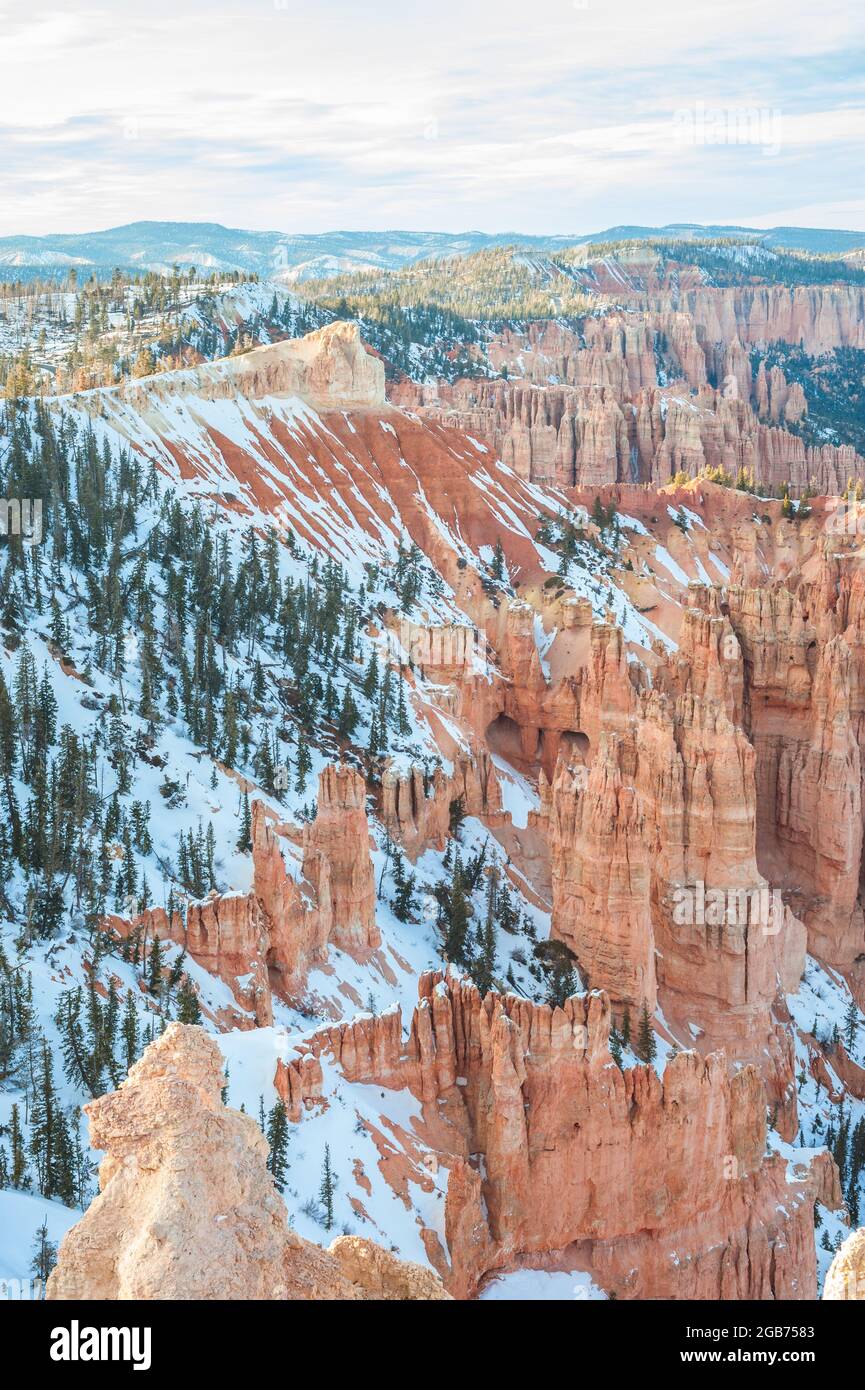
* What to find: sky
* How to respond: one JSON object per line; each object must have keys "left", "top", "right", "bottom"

{"left": 1, "top": 0, "right": 864, "bottom": 237}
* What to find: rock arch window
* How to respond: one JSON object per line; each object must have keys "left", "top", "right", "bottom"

{"left": 537, "top": 727, "right": 591, "bottom": 780}
{"left": 486, "top": 713, "right": 526, "bottom": 764}
{"left": 558, "top": 730, "right": 590, "bottom": 763}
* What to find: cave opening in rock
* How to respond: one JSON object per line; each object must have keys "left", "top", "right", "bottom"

{"left": 559, "top": 730, "right": 590, "bottom": 762}
{"left": 536, "top": 727, "right": 591, "bottom": 780}
{"left": 486, "top": 713, "right": 527, "bottom": 765}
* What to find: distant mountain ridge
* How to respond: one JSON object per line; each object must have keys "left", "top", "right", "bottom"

{"left": 1, "top": 220, "right": 864, "bottom": 283}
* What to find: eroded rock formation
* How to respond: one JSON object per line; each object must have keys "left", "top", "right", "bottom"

{"left": 496, "top": 587, "right": 806, "bottom": 1119}
{"left": 392, "top": 296, "right": 865, "bottom": 495}
{"left": 104, "top": 320, "right": 386, "bottom": 416}
{"left": 380, "top": 749, "right": 504, "bottom": 858}
{"left": 46, "top": 1024, "right": 449, "bottom": 1301}
{"left": 62, "top": 315, "right": 865, "bottom": 1306}
{"left": 727, "top": 568, "right": 865, "bottom": 989}
{"left": 108, "top": 764, "right": 379, "bottom": 1019}
{"left": 823, "top": 1227, "right": 865, "bottom": 1300}
{"left": 287, "top": 974, "right": 841, "bottom": 1300}
{"left": 301, "top": 763, "right": 379, "bottom": 956}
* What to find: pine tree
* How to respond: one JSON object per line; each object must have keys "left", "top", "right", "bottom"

{"left": 396, "top": 671, "right": 410, "bottom": 736}
{"left": 491, "top": 537, "right": 505, "bottom": 581}
{"left": 391, "top": 855, "right": 418, "bottom": 923}
{"left": 844, "top": 997, "right": 859, "bottom": 1052}
{"left": 30, "top": 1218, "right": 58, "bottom": 1287}
{"left": 176, "top": 975, "right": 202, "bottom": 1024}
{"left": 475, "top": 871, "right": 498, "bottom": 996}
{"left": 222, "top": 689, "right": 239, "bottom": 768}
{"left": 82, "top": 977, "right": 106, "bottom": 1096}
{"left": 167, "top": 949, "right": 186, "bottom": 996}
{"left": 448, "top": 796, "right": 465, "bottom": 839}
{"left": 545, "top": 953, "right": 579, "bottom": 1008}
{"left": 121, "top": 990, "right": 139, "bottom": 1074}
{"left": 9, "top": 1102, "right": 29, "bottom": 1188}
{"left": 831, "top": 1102, "right": 851, "bottom": 1182}
{"left": 367, "top": 710, "right": 381, "bottom": 764}
{"left": 147, "top": 936, "right": 164, "bottom": 998}
{"left": 205, "top": 821, "right": 217, "bottom": 888}
{"left": 99, "top": 976, "right": 120, "bottom": 1089}
{"left": 496, "top": 882, "right": 517, "bottom": 935}
{"left": 56, "top": 986, "right": 95, "bottom": 1095}
{"left": 294, "top": 738, "right": 312, "bottom": 794}
{"left": 362, "top": 652, "right": 379, "bottom": 700}
{"left": 30, "top": 1038, "right": 74, "bottom": 1201}
{"left": 636, "top": 1002, "right": 656, "bottom": 1064}
{"left": 0, "top": 667, "right": 21, "bottom": 858}
{"left": 319, "top": 1142, "right": 336, "bottom": 1230}
{"left": 846, "top": 1172, "right": 860, "bottom": 1226}
{"left": 266, "top": 1101, "right": 289, "bottom": 1192}
{"left": 337, "top": 685, "right": 360, "bottom": 738}
{"left": 236, "top": 791, "right": 252, "bottom": 852}
{"left": 443, "top": 865, "right": 471, "bottom": 966}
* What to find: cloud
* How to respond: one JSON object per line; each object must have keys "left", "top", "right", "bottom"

{"left": 0, "top": 0, "right": 863, "bottom": 234}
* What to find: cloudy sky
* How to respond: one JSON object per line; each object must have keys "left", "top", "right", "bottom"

{"left": 1, "top": 0, "right": 864, "bottom": 236}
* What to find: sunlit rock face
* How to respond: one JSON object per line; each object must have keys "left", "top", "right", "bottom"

{"left": 284, "top": 973, "right": 839, "bottom": 1300}
{"left": 824, "top": 1228, "right": 865, "bottom": 1300}
{"left": 46, "top": 1024, "right": 449, "bottom": 1302}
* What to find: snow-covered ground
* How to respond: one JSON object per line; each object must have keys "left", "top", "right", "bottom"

{"left": 479, "top": 1268, "right": 607, "bottom": 1300}
{"left": 0, "top": 1190, "right": 79, "bottom": 1295}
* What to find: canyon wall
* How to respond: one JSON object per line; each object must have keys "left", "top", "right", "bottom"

{"left": 374, "top": 561, "right": 833, "bottom": 1122}
{"left": 289, "top": 973, "right": 841, "bottom": 1300}
{"left": 392, "top": 277, "right": 865, "bottom": 495}
{"left": 726, "top": 555, "right": 865, "bottom": 1002}
{"left": 434, "top": 586, "right": 801, "bottom": 1110}
{"left": 394, "top": 374, "right": 864, "bottom": 494}
{"left": 654, "top": 284, "right": 865, "bottom": 356}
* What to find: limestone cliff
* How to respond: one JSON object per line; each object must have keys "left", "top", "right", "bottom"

{"left": 94, "top": 320, "right": 386, "bottom": 418}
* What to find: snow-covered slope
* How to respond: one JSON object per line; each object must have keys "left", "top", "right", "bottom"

{"left": 1, "top": 326, "right": 862, "bottom": 1300}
